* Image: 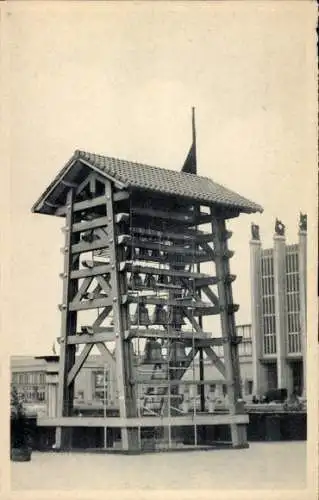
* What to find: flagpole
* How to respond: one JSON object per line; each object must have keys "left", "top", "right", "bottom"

{"left": 192, "top": 106, "right": 196, "bottom": 158}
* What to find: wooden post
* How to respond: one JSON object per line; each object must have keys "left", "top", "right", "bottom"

{"left": 55, "top": 189, "right": 78, "bottom": 450}
{"left": 104, "top": 181, "right": 138, "bottom": 451}
{"left": 211, "top": 209, "right": 247, "bottom": 448}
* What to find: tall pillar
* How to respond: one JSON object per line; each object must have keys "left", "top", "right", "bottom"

{"left": 250, "top": 224, "right": 267, "bottom": 398}
{"left": 273, "top": 219, "right": 289, "bottom": 391}
{"left": 298, "top": 213, "right": 307, "bottom": 398}
{"left": 46, "top": 371, "right": 58, "bottom": 418}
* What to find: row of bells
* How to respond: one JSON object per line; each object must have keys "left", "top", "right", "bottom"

{"left": 132, "top": 303, "right": 185, "bottom": 326}
{"left": 129, "top": 247, "right": 186, "bottom": 264}
{"left": 129, "top": 272, "right": 177, "bottom": 289}
{"left": 142, "top": 339, "right": 188, "bottom": 365}
{"left": 81, "top": 232, "right": 176, "bottom": 259}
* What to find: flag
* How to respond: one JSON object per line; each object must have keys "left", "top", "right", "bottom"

{"left": 181, "top": 107, "right": 197, "bottom": 175}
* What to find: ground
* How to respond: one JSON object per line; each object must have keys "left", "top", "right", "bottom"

{"left": 11, "top": 442, "right": 306, "bottom": 490}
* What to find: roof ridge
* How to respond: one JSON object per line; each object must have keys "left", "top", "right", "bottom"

{"left": 75, "top": 149, "right": 212, "bottom": 181}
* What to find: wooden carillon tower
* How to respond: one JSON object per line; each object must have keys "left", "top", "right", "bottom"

{"left": 32, "top": 143, "right": 262, "bottom": 452}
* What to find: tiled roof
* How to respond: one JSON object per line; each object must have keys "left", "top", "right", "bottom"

{"left": 32, "top": 149, "right": 263, "bottom": 214}
{"left": 77, "top": 150, "right": 262, "bottom": 213}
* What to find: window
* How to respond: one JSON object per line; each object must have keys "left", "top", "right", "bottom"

{"left": 94, "top": 391, "right": 106, "bottom": 401}
{"left": 93, "top": 370, "right": 108, "bottom": 401}
{"left": 76, "top": 391, "right": 84, "bottom": 400}
{"left": 247, "top": 381, "right": 253, "bottom": 395}
{"left": 36, "top": 389, "right": 46, "bottom": 401}
{"left": 94, "top": 371, "right": 108, "bottom": 387}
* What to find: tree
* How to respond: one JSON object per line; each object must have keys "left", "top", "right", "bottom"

{"left": 10, "top": 385, "right": 29, "bottom": 449}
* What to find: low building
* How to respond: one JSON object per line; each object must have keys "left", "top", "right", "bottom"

{"left": 10, "top": 323, "right": 254, "bottom": 418}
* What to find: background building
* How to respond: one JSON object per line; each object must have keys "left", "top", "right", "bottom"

{"left": 10, "top": 323, "right": 255, "bottom": 418}
{"left": 250, "top": 215, "right": 307, "bottom": 399}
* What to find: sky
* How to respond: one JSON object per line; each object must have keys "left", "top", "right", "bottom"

{"left": 4, "top": 1, "right": 317, "bottom": 356}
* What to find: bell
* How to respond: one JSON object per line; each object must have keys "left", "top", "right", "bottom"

{"left": 168, "top": 307, "right": 185, "bottom": 327}
{"left": 170, "top": 341, "right": 188, "bottom": 364}
{"left": 151, "top": 248, "right": 160, "bottom": 258}
{"left": 132, "top": 302, "right": 150, "bottom": 326}
{"left": 143, "top": 339, "right": 164, "bottom": 365}
{"left": 129, "top": 272, "right": 143, "bottom": 289}
{"left": 152, "top": 304, "right": 168, "bottom": 325}
{"left": 157, "top": 274, "right": 170, "bottom": 286}
{"left": 144, "top": 274, "right": 157, "bottom": 289}
{"left": 139, "top": 247, "right": 149, "bottom": 259}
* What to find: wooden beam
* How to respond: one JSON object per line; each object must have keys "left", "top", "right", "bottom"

{"left": 120, "top": 235, "right": 209, "bottom": 257}
{"left": 173, "top": 347, "right": 199, "bottom": 380}
{"left": 195, "top": 213, "right": 214, "bottom": 224}
{"left": 201, "top": 286, "right": 220, "bottom": 307}
{"left": 211, "top": 211, "right": 242, "bottom": 410}
{"left": 96, "top": 342, "right": 116, "bottom": 368}
{"left": 55, "top": 189, "right": 78, "bottom": 448}
{"left": 95, "top": 275, "right": 112, "bottom": 294}
{"left": 128, "top": 295, "right": 218, "bottom": 311}
{"left": 204, "top": 346, "right": 226, "bottom": 378}
{"left": 72, "top": 216, "right": 109, "bottom": 233}
{"left": 92, "top": 306, "right": 113, "bottom": 328}
{"left": 188, "top": 338, "right": 227, "bottom": 348}
{"left": 37, "top": 413, "right": 249, "bottom": 428}
{"left": 105, "top": 182, "right": 131, "bottom": 445}
{"left": 194, "top": 276, "right": 219, "bottom": 287}
{"left": 131, "top": 207, "right": 197, "bottom": 224}
{"left": 67, "top": 332, "right": 115, "bottom": 344}
{"left": 70, "top": 264, "right": 111, "bottom": 280}
{"left": 77, "top": 158, "right": 127, "bottom": 190}
{"left": 182, "top": 308, "right": 205, "bottom": 333}
{"left": 195, "top": 306, "right": 221, "bottom": 316}
{"left": 72, "top": 276, "right": 93, "bottom": 303}
{"left": 75, "top": 172, "right": 99, "bottom": 195}
{"left": 126, "top": 328, "right": 210, "bottom": 340}
{"left": 44, "top": 200, "right": 60, "bottom": 208}
{"left": 62, "top": 179, "right": 77, "bottom": 189}
{"left": 132, "top": 378, "right": 233, "bottom": 386}
{"left": 69, "top": 297, "right": 113, "bottom": 311}
{"left": 113, "top": 190, "right": 130, "bottom": 202}
{"left": 130, "top": 226, "right": 214, "bottom": 243}
{"left": 71, "top": 239, "right": 109, "bottom": 255}
{"left": 72, "top": 195, "right": 108, "bottom": 213}
{"left": 125, "top": 263, "right": 211, "bottom": 281}
{"left": 67, "top": 344, "right": 93, "bottom": 386}
{"left": 198, "top": 241, "right": 216, "bottom": 259}
{"left": 115, "top": 213, "right": 130, "bottom": 224}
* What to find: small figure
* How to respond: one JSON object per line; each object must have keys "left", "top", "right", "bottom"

{"left": 251, "top": 223, "right": 260, "bottom": 241}
{"left": 299, "top": 212, "right": 307, "bottom": 231}
{"left": 275, "top": 218, "right": 285, "bottom": 236}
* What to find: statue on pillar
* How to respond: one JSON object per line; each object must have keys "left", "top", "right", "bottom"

{"left": 299, "top": 213, "right": 307, "bottom": 231}
{"left": 275, "top": 218, "right": 285, "bottom": 236}
{"left": 251, "top": 223, "right": 260, "bottom": 241}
